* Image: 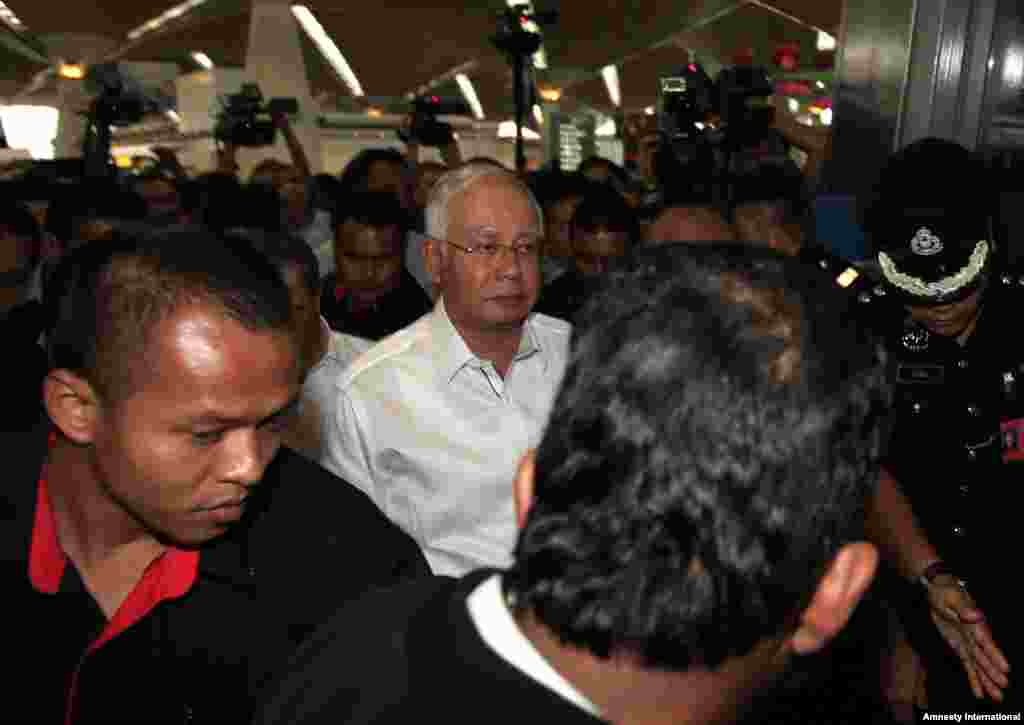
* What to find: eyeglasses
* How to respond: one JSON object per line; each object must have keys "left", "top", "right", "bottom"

{"left": 440, "top": 238, "right": 540, "bottom": 259}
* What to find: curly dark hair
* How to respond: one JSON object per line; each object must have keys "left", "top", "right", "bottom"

{"left": 505, "top": 243, "right": 889, "bottom": 672}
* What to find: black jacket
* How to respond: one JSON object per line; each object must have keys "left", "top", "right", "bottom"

{"left": 320, "top": 269, "right": 431, "bottom": 341}
{"left": 1, "top": 422, "right": 430, "bottom": 725}
{"left": 255, "top": 569, "right": 605, "bottom": 725}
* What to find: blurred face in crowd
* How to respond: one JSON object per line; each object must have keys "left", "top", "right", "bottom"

{"left": 365, "top": 160, "right": 405, "bottom": 197}
{"left": 431, "top": 175, "right": 541, "bottom": 333}
{"left": 906, "top": 288, "right": 984, "bottom": 340}
{"left": 73, "top": 303, "right": 299, "bottom": 546}
{"left": 0, "top": 226, "right": 34, "bottom": 318}
{"left": 280, "top": 264, "right": 323, "bottom": 373}
{"left": 544, "top": 194, "right": 581, "bottom": 258}
{"left": 573, "top": 225, "right": 628, "bottom": 278}
{"left": 279, "top": 168, "right": 308, "bottom": 227}
{"left": 136, "top": 177, "right": 181, "bottom": 222}
{"left": 334, "top": 220, "right": 404, "bottom": 306}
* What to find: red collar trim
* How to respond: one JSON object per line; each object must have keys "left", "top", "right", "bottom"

{"left": 29, "top": 434, "right": 200, "bottom": 640}
{"left": 28, "top": 435, "right": 64, "bottom": 593}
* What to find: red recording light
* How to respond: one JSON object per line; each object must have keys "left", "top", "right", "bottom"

{"left": 688, "top": 64, "right": 697, "bottom": 72}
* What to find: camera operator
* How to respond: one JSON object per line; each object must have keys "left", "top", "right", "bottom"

{"left": 220, "top": 107, "right": 333, "bottom": 277}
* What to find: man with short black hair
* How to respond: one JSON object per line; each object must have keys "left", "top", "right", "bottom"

{"left": 4, "top": 228, "right": 428, "bottom": 724}
{"left": 241, "top": 229, "right": 370, "bottom": 461}
{"left": 321, "top": 190, "right": 431, "bottom": 340}
{"left": 259, "top": 244, "right": 887, "bottom": 725}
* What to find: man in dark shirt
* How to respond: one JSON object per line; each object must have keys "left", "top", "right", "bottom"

{"left": 320, "top": 190, "right": 431, "bottom": 340}
{"left": 258, "top": 245, "right": 889, "bottom": 725}
{"left": 3, "top": 228, "right": 429, "bottom": 725}
{"left": 535, "top": 184, "right": 634, "bottom": 324}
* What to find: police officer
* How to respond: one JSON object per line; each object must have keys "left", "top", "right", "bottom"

{"left": 862, "top": 138, "right": 1015, "bottom": 714}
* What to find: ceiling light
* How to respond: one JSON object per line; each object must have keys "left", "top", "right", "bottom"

{"left": 366, "top": 107, "right": 383, "bottom": 118}
{"left": 0, "top": 106, "right": 59, "bottom": 159}
{"left": 788, "top": 98, "right": 800, "bottom": 113}
{"left": 190, "top": 51, "right": 214, "bottom": 70}
{"left": 601, "top": 65, "right": 621, "bottom": 107}
{"left": 0, "top": 1, "right": 25, "bottom": 29}
{"left": 455, "top": 74, "right": 485, "bottom": 120}
{"left": 165, "top": 110, "right": 181, "bottom": 124}
{"left": 644, "top": 106, "right": 655, "bottom": 116}
{"left": 539, "top": 88, "right": 561, "bottom": 103}
{"left": 821, "top": 108, "right": 833, "bottom": 126}
{"left": 533, "top": 104, "right": 543, "bottom": 126}
{"left": 127, "top": 0, "right": 209, "bottom": 41}
{"left": 292, "top": 5, "right": 364, "bottom": 97}
{"left": 498, "top": 121, "right": 540, "bottom": 140}
{"left": 595, "top": 118, "right": 616, "bottom": 137}
{"left": 58, "top": 63, "right": 86, "bottom": 80}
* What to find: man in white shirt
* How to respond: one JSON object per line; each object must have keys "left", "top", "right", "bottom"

{"left": 259, "top": 245, "right": 887, "bottom": 725}
{"left": 321, "top": 162, "right": 571, "bottom": 576}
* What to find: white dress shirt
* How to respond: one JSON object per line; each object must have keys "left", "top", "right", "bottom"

{"left": 467, "top": 573, "right": 601, "bottom": 718}
{"left": 322, "top": 299, "right": 571, "bottom": 576}
{"left": 285, "top": 319, "right": 371, "bottom": 461}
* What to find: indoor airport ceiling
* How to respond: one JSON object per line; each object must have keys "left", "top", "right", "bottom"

{"left": 0, "top": 0, "right": 841, "bottom": 120}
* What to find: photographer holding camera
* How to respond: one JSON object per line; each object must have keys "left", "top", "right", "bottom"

{"left": 214, "top": 85, "right": 333, "bottom": 275}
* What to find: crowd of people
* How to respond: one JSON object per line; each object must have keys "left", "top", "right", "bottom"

{"left": 0, "top": 106, "right": 1018, "bottom": 724}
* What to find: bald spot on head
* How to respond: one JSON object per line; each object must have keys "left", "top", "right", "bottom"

{"left": 646, "top": 206, "right": 735, "bottom": 246}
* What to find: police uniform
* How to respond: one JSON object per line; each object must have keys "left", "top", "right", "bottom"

{"left": 860, "top": 139, "right": 1022, "bottom": 712}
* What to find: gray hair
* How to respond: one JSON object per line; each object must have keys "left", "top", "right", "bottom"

{"left": 424, "top": 161, "right": 543, "bottom": 241}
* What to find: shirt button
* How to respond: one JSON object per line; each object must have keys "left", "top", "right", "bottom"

{"left": 819, "top": 259, "right": 829, "bottom": 270}
{"left": 952, "top": 525, "right": 967, "bottom": 538}
{"left": 967, "top": 404, "right": 980, "bottom": 416}
{"left": 911, "top": 402, "right": 923, "bottom": 414}
{"left": 966, "top": 448, "right": 978, "bottom": 462}
{"left": 247, "top": 566, "right": 257, "bottom": 578}
{"left": 958, "top": 359, "right": 969, "bottom": 369}
{"left": 958, "top": 483, "right": 970, "bottom": 496}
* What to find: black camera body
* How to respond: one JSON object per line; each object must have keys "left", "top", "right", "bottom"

{"left": 401, "top": 96, "right": 470, "bottom": 147}
{"left": 654, "top": 63, "right": 795, "bottom": 207}
{"left": 214, "top": 84, "right": 298, "bottom": 147}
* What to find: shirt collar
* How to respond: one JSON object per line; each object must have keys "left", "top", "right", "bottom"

{"left": 431, "top": 297, "right": 546, "bottom": 385}
{"left": 466, "top": 573, "right": 601, "bottom": 718}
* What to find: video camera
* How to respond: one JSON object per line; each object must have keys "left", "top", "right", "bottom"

{"left": 400, "top": 95, "right": 470, "bottom": 147}
{"left": 658, "top": 62, "right": 775, "bottom": 150}
{"left": 214, "top": 83, "right": 298, "bottom": 147}
{"left": 655, "top": 62, "right": 792, "bottom": 206}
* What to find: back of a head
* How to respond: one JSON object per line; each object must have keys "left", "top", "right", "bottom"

{"left": 646, "top": 204, "right": 736, "bottom": 246}
{"left": 235, "top": 227, "right": 319, "bottom": 293}
{"left": 506, "top": 244, "right": 888, "bottom": 671}
{"left": 47, "top": 227, "right": 294, "bottom": 403}
{"left": 571, "top": 183, "right": 636, "bottom": 239}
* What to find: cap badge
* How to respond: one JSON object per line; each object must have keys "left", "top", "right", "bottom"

{"left": 910, "top": 227, "right": 943, "bottom": 256}
{"left": 902, "top": 327, "right": 930, "bottom": 352}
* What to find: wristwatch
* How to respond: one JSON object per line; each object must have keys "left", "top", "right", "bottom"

{"left": 918, "top": 560, "right": 967, "bottom": 590}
